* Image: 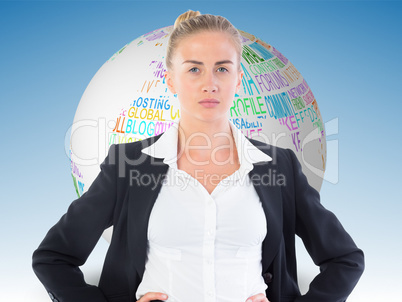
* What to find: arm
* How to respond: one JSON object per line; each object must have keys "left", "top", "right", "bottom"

{"left": 287, "top": 149, "right": 364, "bottom": 302}
{"left": 32, "top": 144, "right": 119, "bottom": 302}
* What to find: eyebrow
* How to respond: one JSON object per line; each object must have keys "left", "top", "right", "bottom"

{"left": 182, "top": 60, "right": 234, "bottom": 66}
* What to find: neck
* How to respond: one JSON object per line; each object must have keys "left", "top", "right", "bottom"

{"left": 177, "top": 116, "right": 238, "bottom": 164}
{"left": 179, "top": 116, "right": 232, "bottom": 140}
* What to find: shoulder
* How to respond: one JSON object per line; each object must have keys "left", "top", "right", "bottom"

{"left": 104, "top": 134, "right": 165, "bottom": 170}
{"left": 111, "top": 134, "right": 164, "bottom": 158}
{"left": 115, "top": 133, "right": 164, "bottom": 151}
{"left": 247, "top": 137, "right": 294, "bottom": 168}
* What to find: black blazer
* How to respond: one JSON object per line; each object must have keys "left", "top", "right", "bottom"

{"left": 32, "top": 134, "right": 364, "bottom": 302}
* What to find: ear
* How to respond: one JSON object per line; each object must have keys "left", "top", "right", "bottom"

{"left": 235, "top": 71, "right": 244, "bottom": 94}
{"left": 165, "top": 70, "right": 176, "bottom": 94}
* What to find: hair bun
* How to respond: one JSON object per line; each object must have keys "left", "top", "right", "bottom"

{"left": 174, "top": 10, "right": 201, "bottom": 29}
{"left": 166, "top": 11, "right": 242, "bottom": 73}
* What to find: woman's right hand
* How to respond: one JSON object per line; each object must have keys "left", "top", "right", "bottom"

{"left": 136, "top": 292, "right": 169, "bottom": 302}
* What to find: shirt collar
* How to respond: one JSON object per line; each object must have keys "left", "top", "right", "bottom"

{"left": 141, "top": 120, "right": 272, "bottom": 170}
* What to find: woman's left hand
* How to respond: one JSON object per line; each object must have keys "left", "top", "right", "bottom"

{"left": 245, "top": 293, "right": 270, "bottom": 302}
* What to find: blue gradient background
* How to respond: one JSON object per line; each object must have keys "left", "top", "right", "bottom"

{"left": 1, "top": 0, "right": 401, "bottom": 301}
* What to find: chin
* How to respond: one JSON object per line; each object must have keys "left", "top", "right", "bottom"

{"left": 195, "top": 113, "right": 228, "bottom": 124}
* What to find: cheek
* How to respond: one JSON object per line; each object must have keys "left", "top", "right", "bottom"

{"left": 224, "top": 80, "right": 238, "bottom": 94}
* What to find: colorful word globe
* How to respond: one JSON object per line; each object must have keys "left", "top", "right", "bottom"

{"left": 70, "top": 25, "right": 326, "bottom": 240}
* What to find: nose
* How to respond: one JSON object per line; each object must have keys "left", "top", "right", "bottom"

{"left": 202, "top": 71, "right": 218, "bottom": 93}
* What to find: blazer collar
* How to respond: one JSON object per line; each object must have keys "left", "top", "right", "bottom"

{"left": 141, "top": 119, "right": 272, "bottom": 170}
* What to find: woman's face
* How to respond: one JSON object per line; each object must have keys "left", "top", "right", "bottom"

{"left": 165, "top": 31, "right": 243, "bottom": 124}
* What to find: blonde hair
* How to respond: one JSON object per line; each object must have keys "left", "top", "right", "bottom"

{"left": 166, "top": 10, "right": 243, "bottom": 72}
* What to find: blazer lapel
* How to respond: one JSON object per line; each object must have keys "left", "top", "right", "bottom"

{"left": 127, "top": 157, "right": 169, "bottom": 283}
{"left": 249, "top": 162, "right": 283, "bottom": 274}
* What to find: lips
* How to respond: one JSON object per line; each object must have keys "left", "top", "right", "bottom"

{"left": 199, "top": 98, "right": 219, "bottom": 104}
{"left": 199, "top": 98, "right": 220, "bottom": 108}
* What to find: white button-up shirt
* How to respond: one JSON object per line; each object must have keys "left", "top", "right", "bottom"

{"left": 136, "top": 120, "right": 272, "bottom": 302}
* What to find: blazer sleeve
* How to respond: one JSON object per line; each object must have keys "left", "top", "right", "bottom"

{"left": 287, "top": 149, "right": 365, "bottom": 302}
{"left": 32, "top": 144, "right": 119, "bottom": 302}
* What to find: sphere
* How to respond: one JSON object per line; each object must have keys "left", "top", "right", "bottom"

{"left": 69, "top": 25, "right": 326, "bottom": 240}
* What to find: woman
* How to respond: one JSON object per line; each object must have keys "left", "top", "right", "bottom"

{"left": 32, "top": 10, "right": 364, "bottom": 302}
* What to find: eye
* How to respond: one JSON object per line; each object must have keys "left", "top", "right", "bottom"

{"left": 189, "top": 67, "right": 199, "bottom": 73}
{"left": 217, "top": 67, "right": 228, "bottom": 73}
